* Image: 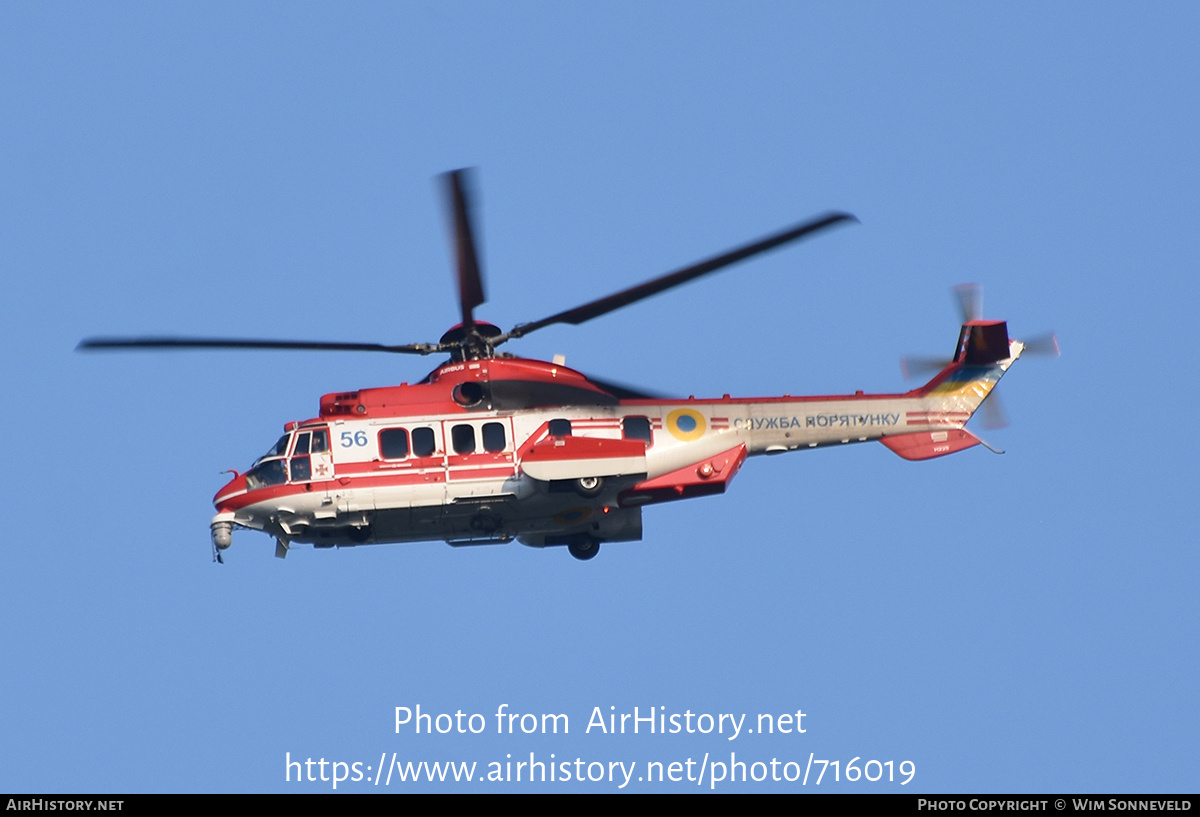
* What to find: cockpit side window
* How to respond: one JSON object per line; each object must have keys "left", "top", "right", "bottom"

{"left": 293, "top": 431, "right": 311, "bottom": 455}
{"left": 289, "top": 456, "right": 311, "bottom": 482}
{"left": 311, "top": 429, "right": 329, "bottom": 453}
{"left": 288, "top": 432, "right": 312, "bottom": 481}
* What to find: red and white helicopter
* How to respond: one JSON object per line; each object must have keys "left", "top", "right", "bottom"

{"left": 80, "top": 170, "right": 1051, "bottom": 561}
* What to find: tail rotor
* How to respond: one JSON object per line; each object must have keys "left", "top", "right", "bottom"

{"left": 900, "top": 283, "right": 1058, "bottom": 430}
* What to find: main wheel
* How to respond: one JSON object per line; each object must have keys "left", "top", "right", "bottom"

{"left": 573, "top": 476, "right": 604, "bottom": 498}
{"left": 567, "top": 537, "right": 600, "bottom": 561}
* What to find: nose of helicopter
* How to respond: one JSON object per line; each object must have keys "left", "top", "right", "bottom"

{"left": 213, "top": 471, "right": 247, "bottom": 512}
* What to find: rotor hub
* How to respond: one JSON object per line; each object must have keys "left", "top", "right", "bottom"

{"left": 439, "top": 322, "right": 503, "bottom": 361}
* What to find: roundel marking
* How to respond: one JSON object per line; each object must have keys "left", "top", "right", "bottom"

{"left": 666, "top": 409, "right": 707, "bottom": 442}
{"left": 554, "top": 507, "right": 593, "bottom": 525}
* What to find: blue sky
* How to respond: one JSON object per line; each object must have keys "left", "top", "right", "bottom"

{"left": 2, "top": 3, "right": 1197, "bottom": 792}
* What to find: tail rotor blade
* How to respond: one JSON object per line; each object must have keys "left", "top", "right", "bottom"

{"left": 1022, "top": 331, "right": 1060, "bottom": 358}
{"left": 953, "top": 283, "right": 982, "bottom": 323}
{"left": 900, "top": 355, "right": 952, "bottom": 381}
{"left": 980, "top": 393, "right": 1010, "bottom": 431}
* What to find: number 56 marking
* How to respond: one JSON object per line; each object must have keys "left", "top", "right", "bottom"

{"left": 340, "top": 430, "right": 369, "bottom": 448}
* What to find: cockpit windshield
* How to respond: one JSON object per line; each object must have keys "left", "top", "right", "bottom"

{"left": 264, "top": 434, "right": 291, "bottom": 459}
{"left": 252, "top": 433, "right": 292, "bottom": 468}
{"left": 244, "top": 427, "right": 329, "bottom": 490}
{"left": 245, "top": 458, "right": 288, "bottom": 490}
{"left": 245, "top": 433, "right": 293, "bottom": 489}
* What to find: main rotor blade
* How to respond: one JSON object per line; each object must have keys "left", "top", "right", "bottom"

{"left": 583, "top": 373, "right": 671, "bottom": 401}
{"left": 444, "top": 169, "right": 485, "bottom": 329}
{"left": 76, "top": 337, "right": 442, "bottom": 355}
{"left": 505, "top": 211, "right": 857, "bottom": 339}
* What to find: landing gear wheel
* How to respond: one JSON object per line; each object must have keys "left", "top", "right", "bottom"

{"left": 567, "top": 537, "right": 600, "bottom": 561}
{"left": 573, "top": 476, "right": 604, "bottom": 498}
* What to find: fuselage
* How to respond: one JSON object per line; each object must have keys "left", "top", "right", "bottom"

{"left": 209, "top": 346, "right": 1018, "bottom": 557}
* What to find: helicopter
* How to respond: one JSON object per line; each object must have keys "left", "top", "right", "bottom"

{"left": 79, "top": 169, "right": 1048, "bottom": 562}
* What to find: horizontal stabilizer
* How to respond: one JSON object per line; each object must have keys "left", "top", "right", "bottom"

{"left": 619, "top": 445, "right": 747, "bottom": 508}
{"left": 880, "top": 429, "right": 981, "bottom": 461}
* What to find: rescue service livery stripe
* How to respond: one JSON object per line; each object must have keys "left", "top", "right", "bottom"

{"left": 733, "top": 413, "right": 901, "bottom": 430}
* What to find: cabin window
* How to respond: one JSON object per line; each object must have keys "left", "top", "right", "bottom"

{"left": 379, "top": 428, "right": 410, "bottom": 460}
{"left": 293, "top": 431, "right": 311, "bottom": 455}
{"left": 548, "top": 418, "right": 572, "bottom": 437}
{"left": 623, "top": 416, "right": 652, "bottom": 445}
{"left": 451, "top": 424, "right": 476, "bottom": 455}
{"left": 412, "top": 427, "right": 436, "bottom": 457}
{"left": 482, "top": 422, "right": 507, "bottom": 452}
